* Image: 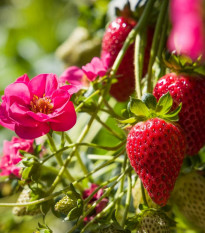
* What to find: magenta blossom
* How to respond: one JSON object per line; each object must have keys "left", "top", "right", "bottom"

{"left": 0, "top": 137, "right": 33, "bottom": 178}
{"left": 168, "top": 0, "right": 205, "bottom": 60}
{"left": 0, "top": 74, "right": 77, "bottom": 139}
{"left": 59, "top": 55, "right": 110, "bottom": 89}
{"left": 82, "top": 55, "right": 109, "bottom": 81}
{"left": 59, "top": 66, "right": 89, "bottom": 92}
{"left": 83, "top": 184, "right": 108, "bottom": 222}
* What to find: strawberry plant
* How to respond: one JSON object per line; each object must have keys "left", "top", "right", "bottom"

{"left": 0, "top": 0, "right": 205, "bottom": 233}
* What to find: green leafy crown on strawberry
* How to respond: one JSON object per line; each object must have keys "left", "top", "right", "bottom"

{"left": 163, "top": 51, "right": 205, "bottom": 76}
{"left": 120, "top": 92, "right": 182, "bottom": 128}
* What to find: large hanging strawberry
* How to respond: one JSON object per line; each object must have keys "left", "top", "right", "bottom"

{"left": 153, "top": 59, "right": 205, "bottom": 156}
{"left": 125, "top": 93, "right": 186, "bottom": 206}
{"left": 101, "top": 16, "right": 154, "bottom": 102}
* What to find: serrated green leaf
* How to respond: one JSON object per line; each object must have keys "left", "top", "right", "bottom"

{"left": 156, "top": 92, "right": 173, "bottom": 115}
{"left": 118, "top": 117, "right": 137, "bottom": 124}
{"left": 162, "top": 103, "right": 182, "bottom": 122}
{"left": 166, "top": 103, "right": 182, "bottom": 117}
{"left": 129, "top": 98, "right": 149, "bottom": 117}
{"left": 163, "top": 115, "right": 179, "bottom": 122}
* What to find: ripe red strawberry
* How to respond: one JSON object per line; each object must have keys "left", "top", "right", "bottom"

{"left": 101, "top": 17, "right": 154, "bottom": 101}
{"left": 153, "top": 73, "right": 205, "bottom": 156}
{"left": 127, "top": 118, "right": 185, "bottom": 206}
{"left": 124, "top": 93, "right": 186, "bottom": 206}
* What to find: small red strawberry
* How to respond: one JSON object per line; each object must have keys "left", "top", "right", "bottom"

{"left": 101, "top": 17, "right": 154, "bottom": 101}
{"left": 153, "top": 73, "right": 205, "bottom": 156}
{"left": 125, "top": 93, "right": 186, "bottom": 206}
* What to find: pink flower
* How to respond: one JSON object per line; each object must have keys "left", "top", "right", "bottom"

{"left": 168, "top": 0, "right": 205, "bottom": 60}
{"left": 0, "top": 137, "right": 33, "bottom": 178}
{"left": 59, "top": 66, "right": 89, "bottom": 92}
{"left": 82, "top": 55, "right": 109, "bottom": 81}
{"left": 59, "top": 55, "right": 110, "bottom": 89}
{"left": 83, "top": 184, "right": 108, "bottom": 222}
{"left": 0, "top": 74, "right": 77, "bottom": 139}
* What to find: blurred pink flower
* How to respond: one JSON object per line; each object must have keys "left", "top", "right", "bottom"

{"left": 168, "top": 0, "right": 205, "bottom": 60}
{"left": 82, "top": 55, "right": 110, "bottom": 81}
{"left": 0, "top": 137, "right": 33, "bottom": 178}
{"left": 83, "top": 184, "right": 108, "bottom": 222}
{"left": 59, "top": 66, "right": 88, "bottom": 93}
{"left": 0, "top": 74, "right": 76, "bottom": 139}
{"left": 59, "top": 55, "right": 110, "bottom": 89}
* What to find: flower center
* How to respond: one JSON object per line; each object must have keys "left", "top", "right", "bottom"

{"left": 30, "top": 95, "right": 53, "bottom": 114}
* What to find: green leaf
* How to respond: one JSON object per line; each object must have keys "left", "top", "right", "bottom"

{"left": 162, "top": 103, "right": 182, "bottom": 122}
{"left": 129, "top": 98, "right": 149, "bottom": 117}
{"left": 156, "top": 92, "right": 173, "bottom": 115}
{"left": 141, "top": 93, "right": 157, "bottom": 110}
{"left": 118, "top": 117, "right": 137, "bottom": 124}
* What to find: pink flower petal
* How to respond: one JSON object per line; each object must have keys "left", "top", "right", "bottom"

{"left": 9, "top": 102, "right": 38, "bottom": 127}
{"left": 15, "top": 122, "right": 50, "bottom": 139}
{"left": 0, "top": 100, "right": 15, "bottom": 130}
{"left": 49, "top": 102, "right": 76, "bottom": 131}
{"left": 15, "top": 74, "right": 30, "bottom": 83}
{"left": 27, "top": 111, "right": 51, "bottom": 122}
{"left": 5, "top": 82, "right": 31, "bottom": 106}
{"left": 28, "top": 73, "right": 58, "bottom": 97}
{"left": 59, "top": 66, "right": 84, "bottom": 89}
{"left": 82, "top": 57, "right": 107, "bottom": 81}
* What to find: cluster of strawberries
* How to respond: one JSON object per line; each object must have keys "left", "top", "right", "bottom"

{"left": 101, "top": 15, "right": 205, "bottom": 208}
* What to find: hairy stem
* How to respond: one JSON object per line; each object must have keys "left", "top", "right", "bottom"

{"left": 134, "top": 31, "right": 146, "bottom": 98}
{"left": 147, "top": 0, "right": 169, "bottom": 92}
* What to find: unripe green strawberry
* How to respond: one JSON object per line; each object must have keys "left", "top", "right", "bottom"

{"left": 126, "top": 210, "right": 174, "bottom": 233}
{"left": 55, "top": 195, "right": 76, "bottom": 215}
{"left": 12, "top": 188, "right": 41, "bottom": 216}
{"left": 54, "top": 184, "right": 83, "bottom": 221}
{"left": 137, "top": 210, "right": 172, "bottom": 233}
{"left": 171, "top": 171, "right": 205, "bottom": 230}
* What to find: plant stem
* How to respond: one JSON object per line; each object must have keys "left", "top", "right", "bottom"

{"left": 48, "top": 96, "right": 105, "bottom": 194}
{"left": 110, "top": 0, "right": 156, "bottom": 77}
{"left": 67, "top": 166, "right": 132, "bottom": 233}
{"left": 102, "top": 97, "right": 123, "bottom": 119}
{"left": 0, "top": 186, "right": 71, "bottom": 207}
{"left": 81, "top": 188, "right": 128, "bottom": 233}
{"left": 134, "top": 31, "right": 146, "bottom": 99}
{"left": 75, "top": 89, "right": 100, "bottom": 112}
{"left": 147, "top": 0, "right": 169, "bottom": 92}
{"left": 46, "top": 134, "right": 76, "bottom": 183}
{"left": 83, "top": 174, "right": 119, "bottom": 205}
{"left": 122, "top": 169, "right": 132, "bottom": 227}
{"left": 73, "top": 149, "right": 125, "bottom": 185}
{"left": 0, "top": 151, "right": 125, "bottom": 208}
{"left": 115, "top": 154, "right": 128, "bottom": 213}
{"left": 87, "top": 154, "right": 124, "bottom": 162}
{"left": 65, "top": 133, "right": 91, "bottom": 181}
{"left": 92, "top": 114, "right": 124, "bottom": 140}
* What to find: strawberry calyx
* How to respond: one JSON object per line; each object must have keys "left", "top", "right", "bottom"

{"left": 163, "top": 51, "right": 205, "bottom": 76}
{"left": 120, "top": 92, "right": 182, "bottom": 129}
